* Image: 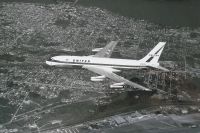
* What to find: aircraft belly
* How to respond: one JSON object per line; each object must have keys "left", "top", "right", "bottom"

{"left": 113, "top": 66, "right": 147, "bottom": 69}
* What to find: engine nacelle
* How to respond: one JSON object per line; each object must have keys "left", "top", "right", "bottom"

{"left": 110, "top": 82, "right": 124, "bottom": 88}
{"left": 110, "top": 85, "right": 124, "bottom": 88}
{"left": 91, "top": 78, "right": 104, "bottom": 82}
{"left": 91, "top": 76, "right": 105, "bottom": 82}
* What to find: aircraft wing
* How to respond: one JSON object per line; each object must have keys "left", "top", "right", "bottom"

{"left": 83, "top": 65, "right": 150, "bottom": 91}
{"left": 93, "top": 41, "right": 118, "bottom": 58}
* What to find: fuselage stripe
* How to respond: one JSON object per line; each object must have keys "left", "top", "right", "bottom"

{"left": 50, "top": 60, "right": 145, "bottom": 68}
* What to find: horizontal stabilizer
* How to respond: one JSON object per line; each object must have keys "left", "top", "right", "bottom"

{"left": 155, "top": 66, "right": 169, "bottom": 72}
{"left": 92, "top": 48, "right": 103, "bottom": 52}
{"left": 148, "top": 64, "right": 169, "bottom": 72}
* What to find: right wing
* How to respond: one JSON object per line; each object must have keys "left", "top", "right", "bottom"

{"left": 83, "top": 65, "right": 150, "bottom": 91}
{"left": 92, "top": 41, "right": 118, "bottom": 58}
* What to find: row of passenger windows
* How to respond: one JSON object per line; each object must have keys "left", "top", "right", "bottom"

{"left": 72, "top": 59, "right": 90, "bottom": 63}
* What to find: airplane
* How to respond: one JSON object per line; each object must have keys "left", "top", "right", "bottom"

{"left": 46, "top": 41, "right": 169, "bottom": 91}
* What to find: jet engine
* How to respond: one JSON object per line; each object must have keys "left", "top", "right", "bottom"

{"left": 110, "top": 83, "right": 124, "bottom": 88}
{"left": 91, "top": 76, "right": 105, "bottom": 82}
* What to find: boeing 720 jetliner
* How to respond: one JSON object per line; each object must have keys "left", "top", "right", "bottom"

{"left": 46, "top": 41, "right": 168, "bottom": 91}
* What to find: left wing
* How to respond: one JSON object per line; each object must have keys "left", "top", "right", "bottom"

{"left": 92, "top": 41, "right": 118, "bottom": 58}
{"left": 83, "top": 65, "right": 150, "bottom": 91}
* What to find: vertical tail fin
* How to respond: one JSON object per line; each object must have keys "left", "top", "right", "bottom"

{"left": 140, "top": 42, "right": 166, "bottom": 64}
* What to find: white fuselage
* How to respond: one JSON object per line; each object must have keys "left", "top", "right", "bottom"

{"left": 46, "top": 55, "right": 150, "bottom": 69}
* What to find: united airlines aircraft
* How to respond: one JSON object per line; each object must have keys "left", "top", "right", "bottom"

{"left": 46, "top": 41, "right": 168, "bottom": 91}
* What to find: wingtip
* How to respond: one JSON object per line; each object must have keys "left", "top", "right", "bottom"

{"left": 158, "top": 66, "right": 170, "bottom": 72}
{"left": 159, "top": 42, "right": 167, "bottom": 46}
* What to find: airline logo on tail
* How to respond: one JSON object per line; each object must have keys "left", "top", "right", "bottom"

{"left": 140, "top": 42, "right": 166, "bottom": 64}
{"left": 139, "top": 42, "right": 168, "bottom": 71}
